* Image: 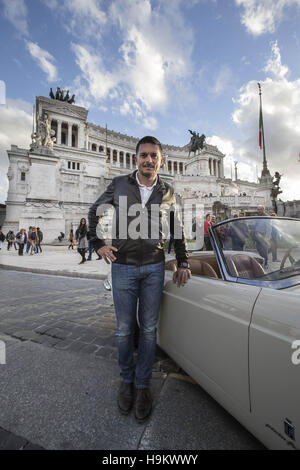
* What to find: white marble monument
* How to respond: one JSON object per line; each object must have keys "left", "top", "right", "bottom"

{"left": 2, "top": 95, "right": 273, "bottom": 242}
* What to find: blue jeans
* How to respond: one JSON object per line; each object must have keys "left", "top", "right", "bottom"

{"left": 111, "top": 260, "right": 165, "bottom": 389}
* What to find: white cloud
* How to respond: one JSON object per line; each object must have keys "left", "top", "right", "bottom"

{"left": 43, "top": 0, "right": 195, "bottom": 127}
{"left": 143, "top": 116, "right": 158, "bottom": 131}
{"left": 206, "top": 135, "right": 235, "bottom": 159}
{"left": 231, "top": 42, "right": 300, "bottom": 200}
{"left": 42, "top": 0, "right": 107, "bottom": 40}
{"left": 264, "top": 40, "right": 289, "bottom": 79}
{"left": 235, "top": 0, "right": 300, "bottom": 36}
{"left": 212, "top": 65, "right": 233, "bottom": 95}
{"left": 1, "top": 0, "right": 28, "bottom": 37}
{"left": 0, "top": 99, "right": 32, "bottom": 204}
{"left": 71, "top": 44, "right": 116, "bottom": 100}
{"left": 26, "top": 41, "right": 58, "bottom": 82}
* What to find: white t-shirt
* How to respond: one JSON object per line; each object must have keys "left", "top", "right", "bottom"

{"left": 136, "top": 172, "right": 157, "bottom": 208}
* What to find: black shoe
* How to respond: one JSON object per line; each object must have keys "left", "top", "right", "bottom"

{"left": 135, "top": 388, "right": 152, "bottom": 423}
{"left": 118, "top": 382, "right": 134, "bottom": 415}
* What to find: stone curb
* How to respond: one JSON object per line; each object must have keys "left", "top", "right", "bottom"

{"left": 0, "top": 263, "right": 107, "bottom": 280}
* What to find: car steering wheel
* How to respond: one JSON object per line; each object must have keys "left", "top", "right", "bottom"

{"left": 280, "top": 248, "right": 295, "bottom": 270}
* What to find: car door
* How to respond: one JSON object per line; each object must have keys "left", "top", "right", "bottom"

{"left": 158, "top": 272, "right": 261, "bottom": 412}
{"left": 249, "top": 287, "right": 300, "bottom": 450}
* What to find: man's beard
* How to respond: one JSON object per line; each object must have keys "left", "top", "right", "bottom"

{"left": 139, "top": 165, "right": 155, "bottom": 178}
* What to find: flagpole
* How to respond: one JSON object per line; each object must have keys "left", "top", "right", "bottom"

{"left": 258, "top": 83, "right": 269, "bottom": 176}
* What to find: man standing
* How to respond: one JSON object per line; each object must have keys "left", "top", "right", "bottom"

{"left": 203, "top": 214, "right": 212, "bottom": 250}
{"left": 88, "top": 136, "right": 191, "bottom": 422}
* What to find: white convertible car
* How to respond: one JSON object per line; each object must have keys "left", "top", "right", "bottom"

{"left": 158, "top": 216, "right": 300, "bottom": 450}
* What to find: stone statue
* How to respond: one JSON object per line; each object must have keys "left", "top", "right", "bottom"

{"left": 44, "top": 114, "right": 56, "bottom": 148}
{"left": 188, "top": 130, "right": 206, "bottom": 158}
{"left": 55, "top": 87, "right": 61, "bottom": 100}
{"left": 50, "top": 87, "right": 75, "bottom": 104}
{"left": 273, "top": 171, "right": 282, "bottom": 187}
{"left": 30, "top": 113, "right": 56, "bottom": 151}
{"left": 271, "top": 171, "right": 283, "bottom": 213}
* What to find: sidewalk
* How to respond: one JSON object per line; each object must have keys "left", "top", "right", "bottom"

{"left": 0, "top": 245, "right": 111, "bottom": 279}
{"left": 0, "top": 245, "right": 179, "bottom": 280}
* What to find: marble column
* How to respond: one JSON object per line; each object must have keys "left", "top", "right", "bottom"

{"left": 130, "top": 155, "right": 133, "bottom": 170}
{"left": 85, "top": 127, "right": 89, "bottom": 150}
{"left": 171, "top": 161, "right": 174, "bottom": 175}
{"left": 68, "top": 123, "right": 72, "bottom": 147}
{"left": 221, "top": 159, "right": 224, "bottom": 178}
{"left": 57, "top": 120, "right": 62, "bottom": 145}
{"left": 78, "top": 124, "right": 84, "bottom": 149}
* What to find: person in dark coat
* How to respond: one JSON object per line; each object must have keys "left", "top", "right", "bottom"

{"left": 68, "top": 229, "right": 75, "bottom": 250}
{"left": 16, "top": 229, "right": 27, "bottom": 256}
{"left": 36, "top": 228, "right": 43, "bottom": 253}
{"left": 0, "top": 230, "right": 5, "bottom": 250}
{"left": 75, "top": 218, "right": 88, "bottom": 264}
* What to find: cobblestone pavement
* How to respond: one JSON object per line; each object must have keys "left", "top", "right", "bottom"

{"left": 0, "top": 270, "right": 175, "bottom": 367}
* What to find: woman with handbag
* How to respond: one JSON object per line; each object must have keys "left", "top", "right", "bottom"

{"left": 28, "top": 227, "right": 39, "bottom": 255}
{"left": 75, "top": 218, "right": 88, "bottom": 264}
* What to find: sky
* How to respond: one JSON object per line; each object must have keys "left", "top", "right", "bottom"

{"left": 1, "top": 0, "right": 300, "bottom": 204}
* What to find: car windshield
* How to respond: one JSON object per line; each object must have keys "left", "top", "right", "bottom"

{"left": 212, "top": 217, "right": 300, "bottom": 281}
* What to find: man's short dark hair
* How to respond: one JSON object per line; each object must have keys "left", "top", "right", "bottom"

{"left": 136, "top": 136, "right": 163, "bottom": 156}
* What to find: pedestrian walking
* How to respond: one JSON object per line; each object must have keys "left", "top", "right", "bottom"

{"left": 87, "top": 230, "right": 102, "bottom": 261}
{"left": 15, "top": 228, "right": 27, "bottom": 255}
{"left": 28, "top": 227, "right": 39, "bottom": 255}
{"left": 0, "top": 230, "right": 5, "bottom": 250}
{"left": 204, "top": 214, "right": 212, "bottom": 250}
{"left": 26, "top": 227, "right": 33, "bottom": 254}
{"left": 88, "top": 135, "right": 191, "bottom": 422}
{"left": 6, "top": 231, "right": 16, "bottom": 250}
{"left": 68, "top": 229, "right": 75, "bottom": 249}
{"left": 75, "top": 218, "right": 88, "bottom": 264}
{"left": 229, "top": 214, "right": 248, "bottom": 251}
{"left": 36, "top": 227, "right": 43, "bottom": 253}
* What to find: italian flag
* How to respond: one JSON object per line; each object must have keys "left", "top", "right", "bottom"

{"left": 259, "top": 106, "right": 263, "bottom": 149}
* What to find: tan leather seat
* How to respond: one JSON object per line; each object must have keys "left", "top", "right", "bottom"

{"left": 190, "top": 254, "right": 221, "bottom": 278}
{"left": 165, "top": 258, "right": 218, "bottom": 278}
{"left": 225, "top": 254, "right": 265, "bottom": 279}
